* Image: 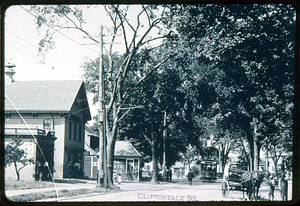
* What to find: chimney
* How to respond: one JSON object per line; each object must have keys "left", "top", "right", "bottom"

{"left": 5, "top": 62, "right": 16, "bottom": 83}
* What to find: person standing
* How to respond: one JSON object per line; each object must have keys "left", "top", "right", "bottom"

{"left": 168, "top": 168, "right": 172, "bottom": 182}
{"left": 266, "top": 175, "right": 275, "bottom": 201}
{"left": 67, "top": 161, "right": 73, "bottom": 179}
{"left": 117, "top": 173, "right": 122, "bottom": 185}
{"left": 280, "top": 172, "right": 288, "bottom": 201}
{"left": 187, "top": 170, "right": 194, "bottom": 186}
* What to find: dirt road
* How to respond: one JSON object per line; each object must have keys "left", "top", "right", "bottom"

{"left": 45, "top": 179, "right": 292, "bottom": 202}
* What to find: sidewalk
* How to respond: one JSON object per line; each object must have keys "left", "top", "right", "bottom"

{"left": 5, "top": 178, "right": 97, "bottom": 198}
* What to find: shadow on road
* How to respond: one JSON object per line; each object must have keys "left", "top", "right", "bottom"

{"left": 54, "top": 179, "right": 90, "bottom": 184}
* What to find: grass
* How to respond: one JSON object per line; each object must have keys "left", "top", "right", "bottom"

{"left": 8, "top": 187, "right": 121, "bottom": 202}
{"left": 5, "top": 178, "right": 121, "bottom": 202}
{"left": 5, "top": 178, "right": 53, "bottom": 190}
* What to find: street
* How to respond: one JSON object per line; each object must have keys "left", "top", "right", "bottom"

{"left": 43, "top": 178, "right": 292, "bottom": 202}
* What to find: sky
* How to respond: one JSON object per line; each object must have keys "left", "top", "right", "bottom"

{"left": 4, "top": 5, "right": 150, "bottom": 122}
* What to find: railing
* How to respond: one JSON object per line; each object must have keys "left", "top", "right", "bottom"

{"left": 5, "top": 128, "right": 55, "bottom": 137}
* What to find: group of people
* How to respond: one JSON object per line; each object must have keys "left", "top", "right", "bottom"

{"left": 35, "top": 161, "right": 49, "bottom": 181}
{"left": 67, "top": 161, "right": 82, "bottom": 179}
{"left": 265, "top": 171, "right": 289, "bottom": 201}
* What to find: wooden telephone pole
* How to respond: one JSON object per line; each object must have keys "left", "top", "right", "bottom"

{"left": 98, "top": 25, "right": 108, "bottom": 188}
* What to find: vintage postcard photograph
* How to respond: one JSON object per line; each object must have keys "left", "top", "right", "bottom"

{"left": 2, "top": 3, "right": 296, "bottom": 204}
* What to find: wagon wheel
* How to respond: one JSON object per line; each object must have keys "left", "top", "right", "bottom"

{"left": 221, "top": 181, "right": 230, "bottom": 198}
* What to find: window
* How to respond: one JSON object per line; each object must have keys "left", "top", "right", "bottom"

{"left": 78, "top": 124, "right": 82, "bottom": 142}
{"left": 43, "top": 119, "right": 52, "bottom": 131}
{"left": 69, "top": 121, "right": 72, "bottom": 140}
{"left": 74, "top": 123, "right": 77, "bottom": 141}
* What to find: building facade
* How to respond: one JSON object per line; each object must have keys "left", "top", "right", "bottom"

{"left": 4, "top": 70, "right": 91, "bottom": 179}
{"left": 83, "top": 127, "right": 142, "bottom": 181}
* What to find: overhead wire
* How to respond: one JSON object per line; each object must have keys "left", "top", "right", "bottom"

{"left": 5, "top": 29, "right": 79, "bottom": 69}
{"left": 6, "top": 9, "right": 89, "bottom": 62}
{"left": 5, "top": 43, "right": 81, "bottom": 77}
{"left": 19, "top": 5, "right": 99, "bottom": 54}
{"left": 5, "top": 30, "right": 82, "bottom": 77}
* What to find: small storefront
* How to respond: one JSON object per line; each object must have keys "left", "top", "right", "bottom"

{"left": 84, "top": 140, "right": 142, "bottom": 182}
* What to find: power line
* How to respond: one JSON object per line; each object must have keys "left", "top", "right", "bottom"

{"left": 19, "top": 5, "right": 99, "bottom": 54}
{"left": 6, "top": 29, "right": 80, "bottom": 69}
{"left": 6, "top": 10, "right": 89, "bottom": 62}
{"left": 5, "top": 43, "right": 81, "bottom": 77}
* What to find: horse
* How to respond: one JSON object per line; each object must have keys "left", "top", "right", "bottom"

{"left": 253, "top": 171, "right": 267, "bottom": 200}
{"left": 241, "top": 171, "right": 266, "bottom": 200}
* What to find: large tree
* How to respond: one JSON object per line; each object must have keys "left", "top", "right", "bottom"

{"left": 31, "top": 5, "right": 172, "bottom": 187}
{"left": 164, "top": 4, "right": 295, "bottom": 172}
{"left": 120, "top": 46, "right": 188, "bottom": 183}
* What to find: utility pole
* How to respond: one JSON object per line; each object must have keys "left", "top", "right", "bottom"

{"left": 98, "top": 25, "right": 107, "bottom": 188}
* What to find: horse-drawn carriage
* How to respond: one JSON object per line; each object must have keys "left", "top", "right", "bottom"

{"left": 221, "top": 166, "right": 266, "bottom": 200}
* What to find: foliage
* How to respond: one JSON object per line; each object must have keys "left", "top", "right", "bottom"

{"left": 5, "top": 136, "right": 34, "bottom": 181}
{"left": 30, "top": 4, "right": 173, "bottom": 186}
{"left": 119, "top": 46, "right": 188, "bottom": 183}
{"left": 163, "top": 4, "right": 295, "bottom": 172}
{"left": 190, "top": 166, "right": 200, "bottom": 176}
{"left": 30, "top": 4, "right": 295, "bottom": 180}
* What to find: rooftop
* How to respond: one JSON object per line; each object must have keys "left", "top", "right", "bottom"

{"left": 5, "top": 80, "right": 90, "bottom": 119}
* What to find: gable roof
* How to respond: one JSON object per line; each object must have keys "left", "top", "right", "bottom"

{"left": 114, "top": 141, "right": 142, "bottom": 157}
{"left": 5, "top": 80, "right": 90, "bottom": 117}
{"left": 85, "top": 140, "right": 142, "bottom": 158}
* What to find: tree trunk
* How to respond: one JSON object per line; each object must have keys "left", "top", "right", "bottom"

{"left": 107, "top": 134, "right": 116, "bottom": 187}
{"left": 150, "top": 121, "right": 158, "bottom": 184}
{"left": 14, "top": 162, "right": 20, "bottom": 181}
{"left": 273, "top": 157, "right": 279, "bottom": 177}
{"left": 253, "top": 139, "right": 258, "bottom": 171}
{"left": 246, "top": 125, "right": 254, "bottom": 171}
{"left": 255, "top": 142, "right": 262, "bottom": 171}
{"left": 151, "top": 142, "right": 158, "bottom": 184}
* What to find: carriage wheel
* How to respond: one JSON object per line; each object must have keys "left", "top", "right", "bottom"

{"left": 221, "top": 181, "right": 230, "bottom": 198}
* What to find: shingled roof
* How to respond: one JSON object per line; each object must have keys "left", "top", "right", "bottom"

{"left": 114, "top": 141, "right": 142, "bottom": 157}
{"left": 86, "top": 140, "right": 142, "bottom": 158}
{"left": 5, "top": 80, "right": 90, "bottom": 116}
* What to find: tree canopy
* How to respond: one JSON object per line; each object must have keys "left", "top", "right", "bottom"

{"left": 30, "top": 4, "right": 295, "bottom": 182}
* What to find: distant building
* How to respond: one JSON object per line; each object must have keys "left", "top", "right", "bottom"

{"left": 83, "top": 127, "right": 142, "bottom": 181}
{"left": 4, "top": 67, "right": 91, "bottom": 179}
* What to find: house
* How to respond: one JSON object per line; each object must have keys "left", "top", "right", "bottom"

{"left": 83, "top": 126, "right": 143, "bottom": 181}
{"left": 4, "top": 67, "right": 91, "bottom": 179}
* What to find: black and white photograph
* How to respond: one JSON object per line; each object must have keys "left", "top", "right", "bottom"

{"left": 1, "top": 3, "right": 297, "bottom": 203}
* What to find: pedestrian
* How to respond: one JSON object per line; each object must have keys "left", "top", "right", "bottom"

{"left": 118, "top": 173, "right": 122, "bottom": 185}
{"left": 100, "top": 172, "right": 105, "bottom": 187}
{"left": 42, "top": 161, "right": 49, "bottom": 181}
{"left": 280, "top": 172, "right": 288, "bottom": 201}
{"left": 67, "top": 161, "right": 73, "bottom": 179}
{"left": 187, "top": 170, "right": 194, "bottom": 186}
{"left": 73, "top": 162, "right": 80, "bottom": 178}
{"left": 168, "top": 168, "right": 172, "bottom": 182}
{"left": 266, "top": 175, "right": 275, "bottom": 201}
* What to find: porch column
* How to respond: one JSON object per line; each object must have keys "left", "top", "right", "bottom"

{"left": 138, "top": 159, "right": 140, "bottom": 182}
{"left": 90, "top": 156, "right": 93, "bottom": 178}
